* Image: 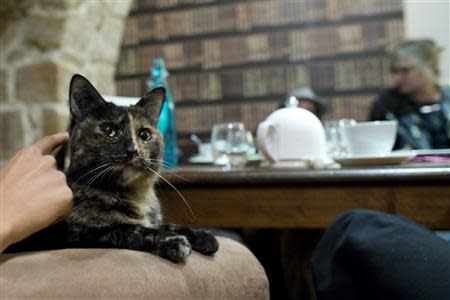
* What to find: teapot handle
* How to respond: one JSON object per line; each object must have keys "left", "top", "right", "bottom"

{"left": 256, "top": 120, "right": 278, "bottom": 163}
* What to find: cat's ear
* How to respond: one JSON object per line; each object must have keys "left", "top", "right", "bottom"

{"left": 69, "top": 74, "right": 106, "bottom": 121}
{"left": 135, "top": 87, "right": 166, "bottom": 125}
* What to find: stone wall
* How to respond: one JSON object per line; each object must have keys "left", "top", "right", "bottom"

{"left": 0, "top": 0, "right": 132, "bottom": 161}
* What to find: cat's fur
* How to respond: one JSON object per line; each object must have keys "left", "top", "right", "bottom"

{"left": 7, "top": 74, "right": 218, "bottom": 262}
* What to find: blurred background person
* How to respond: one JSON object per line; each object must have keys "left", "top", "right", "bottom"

{"left": 370, "top": 40, "right": 450, "bottom": 150}
{"left": 282, "top": 87, "right": 328, "bottom": 120}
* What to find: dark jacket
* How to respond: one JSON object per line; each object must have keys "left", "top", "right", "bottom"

{"left": 370, "top": 86, "right": 450, "bottom": 149}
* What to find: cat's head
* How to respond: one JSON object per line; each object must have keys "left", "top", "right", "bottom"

{"left": 68, "top": 74, "right": 165, "bottom": 185}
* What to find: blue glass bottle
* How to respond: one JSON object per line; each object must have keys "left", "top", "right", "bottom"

{"left": 149, "top": 58, "right": 178, "bottom": 169}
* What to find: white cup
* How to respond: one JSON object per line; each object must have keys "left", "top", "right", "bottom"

{"left": 198, "top": 143, "right": 213, "bottom": 160}
{"left": 341, "top": 121, "right": 398, "bottom": 156}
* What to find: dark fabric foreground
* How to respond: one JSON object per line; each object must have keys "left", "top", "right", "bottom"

{"left": 312, "top": 209, "right": 450, "bottom": 300}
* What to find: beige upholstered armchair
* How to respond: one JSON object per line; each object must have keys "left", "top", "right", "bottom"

{"left": 0, "top": 237, "right": 269, "bottom": 299}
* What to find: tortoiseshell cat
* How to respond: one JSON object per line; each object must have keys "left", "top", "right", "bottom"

{"left": 7, "top": 75, "right": 218, "bottom": 262}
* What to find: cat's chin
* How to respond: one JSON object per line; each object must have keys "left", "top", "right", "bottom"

{"left": 121, "top": 165, "right": 144, "bottom": 183}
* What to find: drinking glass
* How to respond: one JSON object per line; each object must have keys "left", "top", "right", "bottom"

{"left": 211, "top": 122, "right": 251, "bottom": 168}
{"left": 324, "top": 119, "right": 356, "bottom": 157}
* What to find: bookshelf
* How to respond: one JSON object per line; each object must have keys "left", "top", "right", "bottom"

{"left": 115, "top": 0, "right": 404, "bottom": 160}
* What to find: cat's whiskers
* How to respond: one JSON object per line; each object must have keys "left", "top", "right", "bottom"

{"left": 81, "top": 167, "right": 113, "bottom": 192}
{"left": 145, "top": 165, "right": 195, "bottom": 217}
{"left": 99, "top": 165, "right": 116, "bottom": 184}
{"left": 90, "top": 164, "right": 116, "bottom": 185}
{"left": 72, "top": 162, "right": 111, "bottom": 185}
{"left": 152, "top": 158, "right": 177, "bottom": 168}
{"left": 144, "top": 158, "right": 191, "bottom": 183}
{"left": 144, "top": 157, "right": 176, "bottom": 169}
{"left": 79, "top": 163, "right": 113, "bottom": 190}
{"left": 144, "top": 159, "right": 171, "bottom": 170}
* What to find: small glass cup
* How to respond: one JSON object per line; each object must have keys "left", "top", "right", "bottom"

{"left": 324, "top": 119, "right": 356, "bottom": 157}
{"left": 211, "top": 122, "right": 251, "bottom": 168}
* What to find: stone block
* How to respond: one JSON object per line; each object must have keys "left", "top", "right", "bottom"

{"left": 62, "top": 16, "right": 96, "bottom": 58}
{"left": 103, "top": 1, "right": 133, "bottom": 18}
{"left": 0, "top": 107, "right": 28, "bottom": 160}
{"left": 15, "top": 60, "right": 74, "bottom": 103}
{"left": 0, "top": 19, "right": 20, "bottom": 52}
{"left": 40, "top": 0, "right": 82, "bottom": 10}
{"left": 0, "top": 70, "right": 7, "bottom": 102}
{"left": 42, "top": 105, "right": 69, "bottom": 136}
{"left": 0, "top": 1, "right": 33, "bottom": 32}
{"left": 89, "top": 17, "right": 124, "bottom": 64}
{"left": 24, "top": 15, "right": 66, "bottom": 50}
{"left": 83, "top": 64, "right": 116, "bottom": 95}
{"left": 63, "top": 15, "right": 124, "bottom": 65}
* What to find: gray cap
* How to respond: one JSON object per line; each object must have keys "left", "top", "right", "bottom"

{"left": 285, "top": 88, "right": 327, "bottom": 117}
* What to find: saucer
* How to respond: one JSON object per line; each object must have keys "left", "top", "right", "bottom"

{"left": 394, "top": 149, "right": 450, "bottom": 156}
{"left": 266, "top": 157, "right": 339, "bottom": 169}
{"left": 333, "top": 152, "right": 416, "bottom": 166}
{"left": 188, "top": 155, "right": 262, "bottom": 165}
{"left": 188, "top": 155, "right": 213, "bottom": 164}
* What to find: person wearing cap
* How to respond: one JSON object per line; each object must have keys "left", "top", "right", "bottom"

{"left": 283, "top": 87, "right": 327, "bottom": 119}
{"left": 370, "top": 39, "right": 450, "bottom": 149}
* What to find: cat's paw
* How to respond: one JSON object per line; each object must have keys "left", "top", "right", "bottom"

{"left": 190, "top": 231, "right": 219, "bottom": 255}
{"left": 157, "top": 235, "right": 192, "bottom": 263}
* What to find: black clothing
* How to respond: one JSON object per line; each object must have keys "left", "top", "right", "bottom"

{"left": 311, "top": 209, "right": 450, "bottom": 300}
{"left": 370, "top": 86, "right": 450, "bottom": 149}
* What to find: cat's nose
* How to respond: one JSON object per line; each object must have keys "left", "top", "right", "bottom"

{"left": 126, "top": 145, "right": 138, "bottom": 159}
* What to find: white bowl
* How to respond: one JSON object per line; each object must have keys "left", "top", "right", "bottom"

{"left": 341, "top": 121, "right": 398, "bottom": 156}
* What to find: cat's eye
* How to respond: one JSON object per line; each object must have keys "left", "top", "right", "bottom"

{"left": 102, "top": 125, "right": 116, "bottom": 138}
{"left": 138, "top": 128, "right": 152, "bottom": 142}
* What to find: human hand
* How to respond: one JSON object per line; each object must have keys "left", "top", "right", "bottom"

{"left": 1, "top": 132, "right": 73, "bottom": 252}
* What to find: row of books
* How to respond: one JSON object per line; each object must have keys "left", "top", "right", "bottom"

{"left": 118, "top": 19, "right": 403, "bottom": 74}
{"left": 116, "top": 79, "right": 145, "bottom": 98}
{"left": 324, "top": 94, "right": 377, "bottom": 122}
{"left": 169, "top": 72, "right": 222, "bottom": 101}
{"left": 117, "top": 63, "right": 308, "bottom": 100}
{"left": 176, "top": 100, "right": 280, "bottom": 134}
{"left": 310, "top": 57, "right": 391, "bottom": 91}
{"left": 123, "top": 0, "right": 402, "bottom": 44}
{"left": 289, "top": 19, "right": 403, "bottom": 60}
{"left": 136, "top": 0, "right": 214, "bottom": 10}
{"left": 246, "top": 0, "right": 402, "bottom": 28}
{"left": 117, "top": 58, "right": 389, "bottom": 102}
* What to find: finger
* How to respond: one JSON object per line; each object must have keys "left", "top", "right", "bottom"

{"left": 34, "top": 132, "right": 69, "bottom": 155}
{"left": 50, "top": 188, "right": 73, "bottom": 225}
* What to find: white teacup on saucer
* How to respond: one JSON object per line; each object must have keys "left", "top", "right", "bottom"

{"left": 340, "top": 121, "right": 398, "bottom": 157}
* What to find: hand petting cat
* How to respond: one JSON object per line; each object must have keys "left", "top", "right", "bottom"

{"left": 0, "top": 133, "right": 73, "bottom": 253}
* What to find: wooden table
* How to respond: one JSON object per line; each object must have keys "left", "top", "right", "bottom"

{"left": 157, "top": 164, "right": 450, "bottom": 229}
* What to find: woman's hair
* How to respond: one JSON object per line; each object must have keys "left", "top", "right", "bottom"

{"left": 391, "top": 39, "right": 443, "bottom": 82}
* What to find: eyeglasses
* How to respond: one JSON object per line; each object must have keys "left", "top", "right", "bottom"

{"left": 390, "top": 66, "right": 414, "bottom": 74}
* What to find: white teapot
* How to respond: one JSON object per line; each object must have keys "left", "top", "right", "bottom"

{"left": 256, "top": 107, "right": 327, "bottom": 164}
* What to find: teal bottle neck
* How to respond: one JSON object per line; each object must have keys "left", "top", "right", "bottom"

{"left": 151, "top": 67, "right": 168, "bottom": 86}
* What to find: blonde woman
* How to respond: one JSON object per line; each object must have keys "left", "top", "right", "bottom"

{"left": 370, "top": 39, "right": 450, "bottom": 149}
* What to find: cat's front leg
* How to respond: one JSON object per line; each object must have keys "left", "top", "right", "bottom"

{"left": 160, "top": 224, "right": 219, "bottom": 255}
{"left": 142, "top": 229, "right": 191, "bottom": 263}
{"left": 68, "top": 225, "right": 191, "bottom": 263}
